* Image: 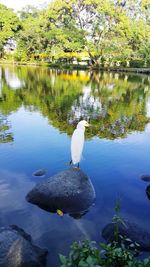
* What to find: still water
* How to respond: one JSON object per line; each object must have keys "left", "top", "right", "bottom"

{"left": 0, "top": 65, "right": 150, "bottom": 266}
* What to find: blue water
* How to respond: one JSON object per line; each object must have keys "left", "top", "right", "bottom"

{"left": 0, "top": 65, "right": 150, "bottom": 266}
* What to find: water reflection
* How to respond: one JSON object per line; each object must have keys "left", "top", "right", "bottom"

{"left": 0, "top": 66, "right": 149, "bottom": 140}
{"left": 4, "top": 67, "right": 25, "bottom": 90}
{"left": 0, "top": 65, "right": 150, "bottom": 267}
{"left": 0, "top": 170, "right": 35, "bottom": 212}
{"left": 0, "top": 114, "right": 13, "bottom": 143}
{"left": 0, "top": 67, "right": 150, "bottom": 139}
{"left": 69, "top": 85, "right": 102, "bottom": 123}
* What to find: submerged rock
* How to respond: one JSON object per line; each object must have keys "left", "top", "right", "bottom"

{"left": 146, "top": 185, "right": 150, "bottom": 200}
{"left": 32, "top": 169, "right": 46, "bottom": 177}
{"left": 141, "top": 175, "right": 150, "bottom": 182}
{"left": 26, "top": 168, "right": 95, "bottom": 218}
{"left": 0, "top": 225, "right": 47, "bottom": 267}
{"left": 102, "top": 220, "right": 150, "bottom": 251}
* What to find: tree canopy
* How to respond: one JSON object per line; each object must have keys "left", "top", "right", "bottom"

{"left": 0, "top": 0, "right": 150, "bottom": 67}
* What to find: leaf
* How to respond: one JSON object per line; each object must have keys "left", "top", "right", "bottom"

{"left": 86, "top": 255, "right": 94, "bottom": 265}
{"left": 125, "top": 238, "right": 132, "bottom": 242}
{"left": 57, "top": 209, "right": 64, "bottom": 216}
{"left": 129, "top": 243, "right": 135, "bottom": 248}
{"left": 135, "top": 242, "right": 140, "bottom": 247}
{"left": 143, "top": 258, "right": 150, "bottom": 265}
{"left": 79, "top": 260, "right": 88, "bottom": 267}
{"left": 59, "top": 254, "right": 67, "bottom": 265}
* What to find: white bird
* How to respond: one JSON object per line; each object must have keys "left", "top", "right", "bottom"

{"left": 70, "top": 120, "right": 90, "bottom": 168}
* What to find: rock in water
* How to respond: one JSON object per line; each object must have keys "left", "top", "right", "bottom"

{"left": 146, "top": 185, "right": 150, "bottom": 200}
{"left": 102, "top": 220, "right": 150, "bottom": 251}
{"left": 32, "top": 169, "right": 46, "bottom": 177}
{"left": 26, "top": 168, "right": 96, "bottom": 218}
{"left": 0, "top": 225, "right": 47, "bottom": 267}
{"left": 141, "top": 175, "right": 150, "bottom": 182}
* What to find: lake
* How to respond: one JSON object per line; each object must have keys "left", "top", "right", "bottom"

{"left": 0, "top": 65, "right": 150, "bottom": 266}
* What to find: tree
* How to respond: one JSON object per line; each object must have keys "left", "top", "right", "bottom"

{"left": 45, "top": 0, "right": 150, "bottom": 66}
{"left": 1, "top": 0, "right": 150, "bottom": 66}
{"left": 18, "top": 5, "right": 40, "bottom": 21}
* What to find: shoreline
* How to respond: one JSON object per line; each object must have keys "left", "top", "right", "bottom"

{"left": 0, "top": 61, "right": 150, "bottom": 74}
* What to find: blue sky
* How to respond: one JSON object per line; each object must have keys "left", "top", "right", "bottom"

{"left": 0, "top": 0, "right": 49, "bottom": 11}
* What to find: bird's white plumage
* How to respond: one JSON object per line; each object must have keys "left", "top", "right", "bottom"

{"left": 71, "top": 120, "right": 89, "bottom": 165}
{"left": 71, "top": 128, "right": 84, "bottom": 164}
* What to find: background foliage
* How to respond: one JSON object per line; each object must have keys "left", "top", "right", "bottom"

{"left": 0, "top": 0, "right": 150, "bottom": 67}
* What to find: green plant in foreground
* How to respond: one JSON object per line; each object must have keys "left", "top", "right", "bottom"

{"left": 59, "top": 239, "right": 150, "bottom": 267}
{"left": 112, "top": 198, "right": 125, "bottom": 242}
{"left": 59, "top": 201, "right": 150, "bottom": 267}
{"left": 59, "top": 240, "right": 103, "bottom": 267}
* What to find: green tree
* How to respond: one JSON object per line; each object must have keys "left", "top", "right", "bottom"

{"left": 45, "top": 0, "right": 150, "bottom": 66}
{"left": 1, "top": 0, "right": 150, "bottom": 65}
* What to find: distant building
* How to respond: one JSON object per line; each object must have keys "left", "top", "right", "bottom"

{"left": 4, "top": 39, "right": 16, "bottom": 54}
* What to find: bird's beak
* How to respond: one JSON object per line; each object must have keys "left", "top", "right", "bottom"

{"left": 86, "top": 123, "right": 90, "bottom": 127}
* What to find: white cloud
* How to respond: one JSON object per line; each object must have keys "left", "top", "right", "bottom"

{"left": 0, "top": 0, "right": 49, "bottom": 11}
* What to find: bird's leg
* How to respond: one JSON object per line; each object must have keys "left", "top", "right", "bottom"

{"left": 66, "top": 160, "right": 72, "bottom": 166}
{"left": 77, "top": 162, "right": 80, "bottom": 169}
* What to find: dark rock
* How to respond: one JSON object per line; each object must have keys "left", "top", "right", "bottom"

{"left": 26, "top": 168, "right": 95, "bottom": 218}
{"left": 146, "top": 185, "right": 150, "bottom": 200}
{"left": 0, "top": 225, "right": 48, "bottom": 267}
{"left": 32, "top": 169, "right": 46, "bottom": 177}
{"left": 102, "top": 220, "right": 150, "bottom": 251}
{"left": 141, "top": 175, "right": 150, "bottom": 182}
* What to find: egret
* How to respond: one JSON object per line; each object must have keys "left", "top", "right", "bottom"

{"left": 70, "top": 120, "right": 90, "bottom": 168}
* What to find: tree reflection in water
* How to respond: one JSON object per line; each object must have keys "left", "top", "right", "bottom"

{"left": 0, "top": 114, "right": 13, "bottom": 144}
{"left": 0, "top": 65, "right": 150, "bottom": 140}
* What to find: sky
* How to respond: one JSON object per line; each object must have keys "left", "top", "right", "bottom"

{"left": 0, "top": 0, "right": 50, "bottom": 11}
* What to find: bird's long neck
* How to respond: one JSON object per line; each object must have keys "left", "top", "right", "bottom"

{"left": 77, "top": 125, "right": 85, "bottom": 132}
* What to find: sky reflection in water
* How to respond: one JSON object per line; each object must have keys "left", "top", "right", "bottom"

{"left": 0, "top": 65, "right": 150, "bottom": 266}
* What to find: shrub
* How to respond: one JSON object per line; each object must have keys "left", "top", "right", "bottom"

{"left": 129, "top": 60, "right": 145, "bottom": 68}
{"left": 59, "top": 239, "right": 150, "bottom": 267}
